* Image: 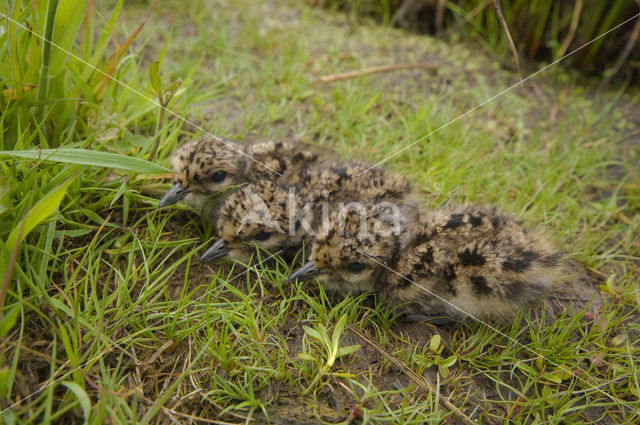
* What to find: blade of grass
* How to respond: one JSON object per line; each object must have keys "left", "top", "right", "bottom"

{"left": 4, "top": 177, "right": 75, "bottom": 252}
{"left": 0, "top": 149, "right": 171, "bottom": 174}
{"left": 36, "top": 0, "right": 60, "bottom": 121}
{"left": 48, "top": 0, "right": 89, "bottom": 76}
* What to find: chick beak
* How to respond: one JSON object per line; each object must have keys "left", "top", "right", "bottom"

{"left": 287, "top": 261, "right": 317, "bottom": 283}
{"left": 159, "top": 183, "right": 190, "bottom": 208}
{"left": 200, "top": 239, "right": 231, "bottom": 263}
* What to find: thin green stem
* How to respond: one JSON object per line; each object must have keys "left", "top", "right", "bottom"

{"left": 37, "top": 0, "right": 60, "bottom": 123}
{"left": 148, "top": 101, "right": 165, "bottom": 162}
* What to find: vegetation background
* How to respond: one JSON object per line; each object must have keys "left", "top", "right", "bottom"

{"left": 0, "top": 0, "right": 639, "bottom": 423}
{"left": 314, "top": 0, "right": 640, "bottom": 83}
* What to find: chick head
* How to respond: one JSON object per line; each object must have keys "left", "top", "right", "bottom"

{"left": 291, "top": 201, "right": 414, "bottom": 293}
{"left": 160, "top": 137, "right": 246, "bottom": 208}
{"left": 201, "top": 180, "right": 311, "bottom": 264}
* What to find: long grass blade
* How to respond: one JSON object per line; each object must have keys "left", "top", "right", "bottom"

{"left": 0, "top": 149, "right": 171, "bottom": 174}
{"left": 48, "top": 0, "right": 90, "bottom": 76}
{"left": 4, "top": 177, "right": 75, "bottom": 252}
{"left": 36, "top": 0, "right": 60, "bottom": 121}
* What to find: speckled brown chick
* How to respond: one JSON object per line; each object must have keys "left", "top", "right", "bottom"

{"left": 298, "top": 160, "right": 412, "bottom": 204}
{"left": 159, "top": 135, "right": 319, "bottom": 215}
{"left": 200, "top": 163, "right": 415, "bottom": 265}
{"left": 288, "top": 203, "right": 561, "bottom": 322}
{"left": 199, "top": 180, "right": 312, "bottom": 264}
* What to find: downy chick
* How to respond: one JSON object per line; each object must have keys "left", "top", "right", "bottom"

{"left": 159, "top": 135, "right": 319, "bottom": 214}
{"left": 288, "top": 202, "right": 561, "bottom": 321}
{"left": 199, "top": 180, "right": 311, "bottom": 264}
{"left": 200, "top": 163, "right": 414, "bottom": 264}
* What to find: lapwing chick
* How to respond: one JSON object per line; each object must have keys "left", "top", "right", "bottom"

{"left": 159, "top": 135, "right": 319, "bottom": 213}
{"left": 288, "top": 203, "right": 561, "bottom": 321}
{"left": 199, "top": 180, "right": 311, "bottom": 264}
{"left": 200, "top": 163, "right": 415, "bottom": 265}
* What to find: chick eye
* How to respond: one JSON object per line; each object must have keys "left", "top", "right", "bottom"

{"left": 346, "top": 262, "right": 366, "bottom": 273}
{"left": 254, "top": 230, "right": 272, "bottom": 241}
{"left": 211, "top": 170, "right": 227, "bottom": 183}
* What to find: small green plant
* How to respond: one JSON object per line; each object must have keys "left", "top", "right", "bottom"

{"left": 298, "top": 314, "right": 361, "bottom": 392}
{"left": 599, "top": 273, "right": 624, "bottom": 301}
{"left": 424, "top": 334, "right": 457, "bottom": 379}
{"left": 147, "top": 60, "right": 183, "bottom": 161}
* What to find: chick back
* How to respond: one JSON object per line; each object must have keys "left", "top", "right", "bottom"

{"left": 387, "top": 205, "right": 561, "bottom": 320}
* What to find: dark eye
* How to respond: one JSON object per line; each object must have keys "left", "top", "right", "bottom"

{"left": 211, "top": 170, "right": 227, "bottom": 183}
{"left": 346, "top": 262, "right": 366, "bottom": 273}
{"left": 254, "top": 230, "right": 272, "bottom": 241}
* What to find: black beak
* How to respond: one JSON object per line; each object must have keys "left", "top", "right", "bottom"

{"left": 159, "top": 183, "right": 189, "bottom": 208}
{"left": 287, "top": 261, "right": 317, "bottom": 283}
{"left": 200, "top": 239, "right": 231, "bottom": 263}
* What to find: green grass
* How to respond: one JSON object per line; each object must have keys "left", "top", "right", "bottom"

{"left": 314, "top": 0, "right": 640, "bottom": 79}
{"left": 1, "top": 0, "right": 639, "bottom": 423}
